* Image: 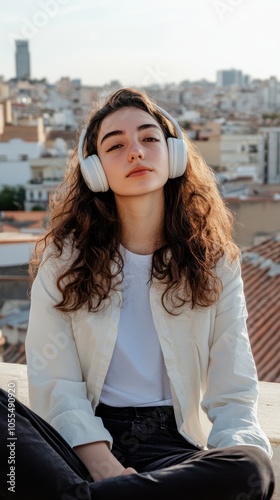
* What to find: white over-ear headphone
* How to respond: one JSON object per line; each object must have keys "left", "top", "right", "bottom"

{"left": 78, "top": 105, "right": 187, "bottom": 192}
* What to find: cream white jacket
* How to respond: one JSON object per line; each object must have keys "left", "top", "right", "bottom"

{"left": 25, "top": 247, "right": 272, "bottom": 457}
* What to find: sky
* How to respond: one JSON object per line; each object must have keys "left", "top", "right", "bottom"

{"left": 0, "top": 0, "right": 279, "bottom": 87}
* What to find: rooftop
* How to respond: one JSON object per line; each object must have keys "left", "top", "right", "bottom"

{"left": 46, "top": 129, "right": 77, "bottom": 143}
{"left": 0, "top": 124, "right": 39, "bottom": 142}
{"left": 0, "top": 211, "right": 48, "bottom": 236}
{"left": 242, "top": 233, "right": 280, "bottom": 383}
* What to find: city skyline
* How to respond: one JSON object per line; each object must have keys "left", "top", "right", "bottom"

{"left": 0, "top": 0, "right": 279, "bottom": 87}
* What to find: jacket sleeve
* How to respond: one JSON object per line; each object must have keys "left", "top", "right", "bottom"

{"left": 201, "top": 256, "right": 272, "bottom": 457}
{"left": 25, "top": 249, "right": 113, "bottom": 449}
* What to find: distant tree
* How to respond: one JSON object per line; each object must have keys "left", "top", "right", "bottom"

{"left": 31, "top": 205, "right": 45, "bottom": 211}
{"left": 0, "top": 185, "right": 25, "bottom": 210}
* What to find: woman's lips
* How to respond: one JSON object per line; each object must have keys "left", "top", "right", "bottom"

{"left": 128, "top": 169, "right": 151, "bottom": 177}
{"left": 127, "top": 167, "right": 152, "bottom": 177}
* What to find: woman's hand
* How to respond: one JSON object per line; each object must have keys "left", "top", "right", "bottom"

{"left": 121, "top": 467, "right": 138, "bottom": 476}
{"left": 73, "top": 441, "right": 137, "bottom": 482}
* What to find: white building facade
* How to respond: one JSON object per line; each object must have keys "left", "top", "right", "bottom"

{"left": 220, "top": 134, "right": 259, "bottom": 171}
{"left": 259, "top": 128, "right": 280, "bottom": 184}
{"left": 24, "top": 157, "right": 67, "bottom": 210}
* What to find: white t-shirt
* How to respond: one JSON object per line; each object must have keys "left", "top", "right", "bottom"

{"left": 100, "top": 246, "right": 173, "bottom": 407}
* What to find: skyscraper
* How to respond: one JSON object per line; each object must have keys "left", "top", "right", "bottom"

{"left": 217, "top": 69, "right": 245, "bottom": 88}
{"left": 15, "top": 40, "right": 31, "bottom": 80}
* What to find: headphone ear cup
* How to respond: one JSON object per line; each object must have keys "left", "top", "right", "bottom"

{"left": 167, "top": 138, "right": 187, "bottom": 179}
{"left": 80, "top": 155, "right": 109, "bottom": 192}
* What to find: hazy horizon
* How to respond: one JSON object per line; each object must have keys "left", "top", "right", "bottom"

{"left": 1, "top": 0, "right": 279, "bottom": 87}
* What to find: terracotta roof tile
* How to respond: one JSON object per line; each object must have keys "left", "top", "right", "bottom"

{"left": 4, "top": 211, "right": 48, "bottom": 222}
{"left": 241, "top": 234, "right": 280, "bottom": 383}
{"left": 0, "top": 223, "right": 18, "bottom": 232}
{"left": 0, "top": 125, "right": 39, "bottom": 142}
{"left": 0, "top": 340, "right": 26, "bottom": 364}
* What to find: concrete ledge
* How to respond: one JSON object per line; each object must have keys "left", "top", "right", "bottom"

{"left": 0, "top": 362, "right": 279, "bottom": 499}
{"left": 0, "top": 362, "right": 30, "bottom": 407}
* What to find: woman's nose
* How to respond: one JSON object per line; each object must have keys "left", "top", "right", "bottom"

{"left": 128, "top": 143, "right": 144, "bottom": 162}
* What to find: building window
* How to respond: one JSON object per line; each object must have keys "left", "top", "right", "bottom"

{"left": 38, "top": 191, "right": 42, "bottom": 199}
{"left": 249, "top": 144, "right": 258, "bottom": 153}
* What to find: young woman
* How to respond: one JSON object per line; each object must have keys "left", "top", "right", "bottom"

{"left": 0, "top": 88, "right": 274, "bottom": 499}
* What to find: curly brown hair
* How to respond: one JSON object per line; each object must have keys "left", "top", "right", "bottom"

{"left": 29, "top": 87, "right": 239, "bottom": 314}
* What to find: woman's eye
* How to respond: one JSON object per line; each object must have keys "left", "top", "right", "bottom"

{"left": 107, "top": 144, "right": 122, "bottom": 152}
{"left": 143, "top": 137, "right": 159, "bottom": 142}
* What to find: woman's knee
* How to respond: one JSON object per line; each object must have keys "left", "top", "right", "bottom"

{"left": 231, "top": 446, "right": 275, "bottom": 499}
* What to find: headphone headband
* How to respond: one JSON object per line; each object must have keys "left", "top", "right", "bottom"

{"left": 156, "top": 106, "right": 184, "bottom": 140}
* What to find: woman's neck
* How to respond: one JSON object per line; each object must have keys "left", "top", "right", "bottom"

{"left": 115, "top": 191, "right": 165, "bottom": 255}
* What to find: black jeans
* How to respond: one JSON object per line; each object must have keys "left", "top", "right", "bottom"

{"left": 0, "top": 389, "right": 275, "bottom": 500}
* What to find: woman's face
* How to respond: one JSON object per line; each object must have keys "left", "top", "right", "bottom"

{"left": 96, "top": 107, "right": 169, "bottom": 198}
